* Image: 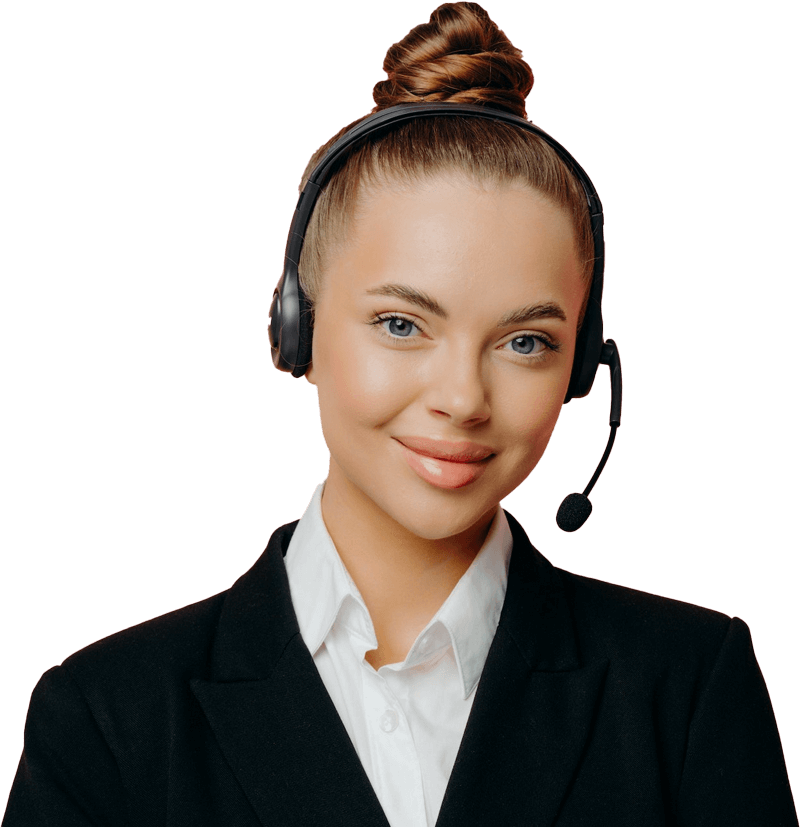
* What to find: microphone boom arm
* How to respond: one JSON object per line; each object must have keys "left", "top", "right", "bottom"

{"left": 583, "top": 339, "right": 622, "bottom": 498}
{"left": 556, "top": 339, "right": 622, "bottom": 532}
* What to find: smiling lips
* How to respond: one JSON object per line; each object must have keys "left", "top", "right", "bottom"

{"left": 395, "top": 437, "right": 495, "bottom": 489}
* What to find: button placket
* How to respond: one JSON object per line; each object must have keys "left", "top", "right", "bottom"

{"left": 365, "top": 671, "right": 426, "bottom": 825}
{"left": 379, "top": 708, "right": 399, "bottom": 733}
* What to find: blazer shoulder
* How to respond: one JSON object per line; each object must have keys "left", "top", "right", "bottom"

{"left": 55, "top": 518, "right": 301, "bottom": 693}
{"left": 60, "top": 589, "right": 229, "bottom": 694}
{"left": 558, "top": 567, "right": 736, "bottom": 668}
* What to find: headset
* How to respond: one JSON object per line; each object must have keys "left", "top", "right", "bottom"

{"left": 269, "top": 102, "right": 622, "bottom": 531}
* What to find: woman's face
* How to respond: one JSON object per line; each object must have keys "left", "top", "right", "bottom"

{"left": 306, "top": 173, "right": 586, "bottom": 542}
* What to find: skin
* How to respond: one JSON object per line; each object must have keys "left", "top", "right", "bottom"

{"left": 305, "top": 172, "right": 585, "bottom": 668}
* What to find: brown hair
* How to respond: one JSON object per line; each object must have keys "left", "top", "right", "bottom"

{"left": 297, "top": 2, "right": 594, "bottom": 318}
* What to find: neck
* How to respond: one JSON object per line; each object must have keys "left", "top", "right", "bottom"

{"left": 320, "top": 467, "right": 496, "bottom": 669}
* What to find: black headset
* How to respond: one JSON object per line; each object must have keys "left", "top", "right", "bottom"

{"left": 269, "top": 102, "right": 622, "bottom": 531}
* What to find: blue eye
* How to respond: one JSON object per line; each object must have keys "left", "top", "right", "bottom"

{"left": 381, "top": 316, "right": 419, "bottom": 338}
{"left": 507, "top": 335, "right": 544, "bottom": 355}
{"left": 370, "top": 313, "right": 561, "bottom": 363}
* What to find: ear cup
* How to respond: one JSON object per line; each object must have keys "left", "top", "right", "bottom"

{"left": 568, "top": 318, "right": 602, "bottom": 400}
{"left": 269, "top": 262, "right": 313, "bottom": 377}
{"left": 564, "top": 209, "right": 605, "bottom": 402}
{"left": 268, "top": 289, "right": 284, "bottom": 367}
{"left": 565, "top": 296, "right": 603, "bottom": 401}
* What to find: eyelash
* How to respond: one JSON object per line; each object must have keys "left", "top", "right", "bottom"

{"left": 368, "top": 313, "right": 561, "bottom": 361}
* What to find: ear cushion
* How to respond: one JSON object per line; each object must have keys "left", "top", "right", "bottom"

{"left": 293, "top": 283, "right": 314, "bottom": 378}
{"left": 566, "top": 298, "right": 603, "bottom": 401}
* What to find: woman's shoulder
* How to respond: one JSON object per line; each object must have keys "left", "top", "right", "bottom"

{"left": 57, "top": 589, "right": 230, "bottom": 699}
{"left": 556, "top": 564, "right": 740, "bottom": 672}
{"left": 58, "top": 520, "right": 300, "bottom": 690}
{"left": 506, "top": 513, "right": 737, "bottom": 666}
{"left": 562, "top": 566, "right": 732, "bottom": 627}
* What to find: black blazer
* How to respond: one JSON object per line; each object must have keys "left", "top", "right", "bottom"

{"left": 4, "top": 513, "right": 797, "bottom": 826}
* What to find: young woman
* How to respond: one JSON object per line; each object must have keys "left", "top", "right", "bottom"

{"left": 3, "top": 3, "right": 797, "bottom": 825}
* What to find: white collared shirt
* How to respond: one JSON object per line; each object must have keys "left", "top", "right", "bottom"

{"left": 284, "top": 483, "right": 512, "bottom": 827}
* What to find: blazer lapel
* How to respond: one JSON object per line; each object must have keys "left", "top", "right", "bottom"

{"left": 436, "top": 512, "right": 609, "bottom": 827}
{"left": 191, "top": 512, "right": 607, "bottom": 826}
{"left": 191, "top": 522, "right": 390, "bottom": 827}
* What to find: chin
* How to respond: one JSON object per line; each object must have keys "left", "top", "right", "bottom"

{"left": 373, "top": 483, "right": 504, "bottom": 542}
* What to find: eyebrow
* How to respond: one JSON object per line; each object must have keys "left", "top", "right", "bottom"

{"left": 365, "top": 283, "right": 567, "bottom": 326}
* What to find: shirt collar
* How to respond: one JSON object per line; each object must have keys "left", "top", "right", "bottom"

{"left": 284, "top": 482, "right": 512, "bottom": 699}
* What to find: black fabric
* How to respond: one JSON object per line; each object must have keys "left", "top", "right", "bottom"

{"left": 4, "top": 512, "right": 797, "bottom": 826}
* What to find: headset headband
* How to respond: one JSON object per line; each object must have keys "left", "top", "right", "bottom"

{"left": 270, "top": 102, "right": 605, "bottom": 402}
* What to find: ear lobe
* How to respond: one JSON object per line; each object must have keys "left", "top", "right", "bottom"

{"left": 304, "top": 364, "right": 317, "bottom": 386}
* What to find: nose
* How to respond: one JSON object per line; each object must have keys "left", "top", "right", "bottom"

{"left": 424, "top": 346, "right": 490, "bottom": 427}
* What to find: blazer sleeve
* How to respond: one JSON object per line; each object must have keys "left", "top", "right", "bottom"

{"left": 3, "top": 664, "right": 130, "bottom": 827}
{"left": 677, "top": 617, "right": 797, "bottom": 826}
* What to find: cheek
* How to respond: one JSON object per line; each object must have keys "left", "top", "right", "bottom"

{"left": 314, "top": 326, "right": 413, "bottom": 433}
{"left": 494, "top": 371, "right": 568, "bottom": 475}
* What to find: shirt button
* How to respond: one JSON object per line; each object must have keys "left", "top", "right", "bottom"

{"left": 379, "top": 709, "right": 399, "bottom": 733}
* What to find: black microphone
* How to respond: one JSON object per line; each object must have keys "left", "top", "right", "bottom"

{"left": 556, "top": 340, "right": 622, "bottom": 532}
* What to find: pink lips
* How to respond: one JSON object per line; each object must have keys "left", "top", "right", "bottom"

{"left": 396, "top": 437, "right": 494, "bottom": 462}
{"left": 395, "top": 437, "right": 495, "bottom": 490}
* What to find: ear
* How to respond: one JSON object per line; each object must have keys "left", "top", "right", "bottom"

{"left": 304, "top": 363, "right": 317, "bottom": 386}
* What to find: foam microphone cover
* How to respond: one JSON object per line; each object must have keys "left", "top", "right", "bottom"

{"left": 556, "top": 493, "right": 593, "bottom": 532}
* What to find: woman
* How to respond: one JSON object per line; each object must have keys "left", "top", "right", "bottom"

{"left": 3, "top": 3, "right": 797, "bottom": 825}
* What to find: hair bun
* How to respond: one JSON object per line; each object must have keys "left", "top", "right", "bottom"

{"left": 372, "top": 2, "right": 533, "bottom": 118}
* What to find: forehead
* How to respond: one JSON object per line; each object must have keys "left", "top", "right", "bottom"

{"left": 325, "top": 173, "right": 585, "bottom": 322}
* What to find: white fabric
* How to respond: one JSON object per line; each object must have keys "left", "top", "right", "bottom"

{"left": 284, "top": 482, "right": 512, "bottom": 827}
